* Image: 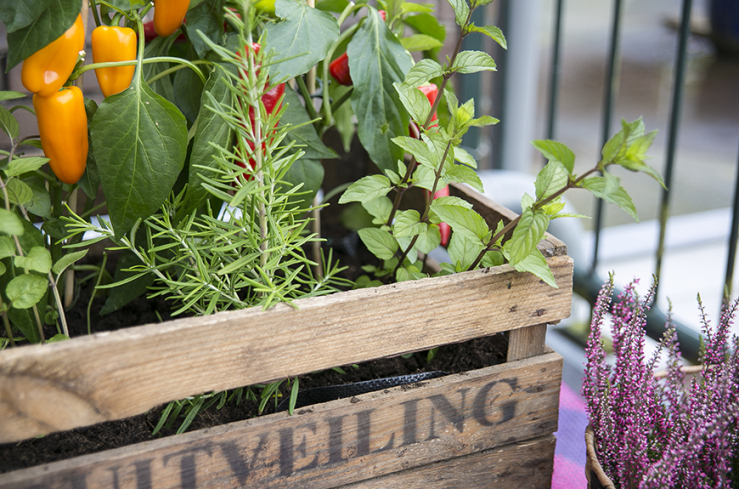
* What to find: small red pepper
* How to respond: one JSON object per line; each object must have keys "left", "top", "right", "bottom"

{"left": 234, "top": 43, "right": 285, "bottom": 184}
{"left": 330, "top": 11, "right": 385, "bottom": 86}
{"left": 142, "top": 19, "right": 187, "bottom": 43}
{"left": 431, "top": 185, "right": 451, "bottom": 246}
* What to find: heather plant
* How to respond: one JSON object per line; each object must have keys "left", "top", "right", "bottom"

{"left": 583, "top": 276, "right": 739, "bottom": 488}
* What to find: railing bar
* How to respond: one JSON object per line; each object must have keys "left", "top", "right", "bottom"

{"left": 544, "top": 0, "right": 565, "bottom": 144}
{"left": 591, "top": 0, "right": 624, "bottom": 273}
{"left": 724, "top": 139, "right": 739, "bottom": 296}
{"left": 654, "top": 0, "right": 693, "bottom": 298}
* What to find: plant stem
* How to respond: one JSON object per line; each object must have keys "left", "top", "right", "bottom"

{"left": 295, "top": 75, "right": 319, "bottom": 121}
{"left": 87, "top": 253, "right": 108, "bottom": 335}
{"left": 0, "top": 296, "right": 15, "bottom": 347}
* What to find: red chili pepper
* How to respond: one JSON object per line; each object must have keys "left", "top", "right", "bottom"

{"left": 330, "top": 11, "right": 385, "bottom": 86}
{"left": 142, "top": 19, "right": 187, "bottom": 43}
{"left": 431, "top": 185, "right": 451, "bottom": 246}
{"left": 417, "top": 83, "right": 438, "bottom": 124}
{"left": 234, "top": 43, "right": 285, "bottom": 184}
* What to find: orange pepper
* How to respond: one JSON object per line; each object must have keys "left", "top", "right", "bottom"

{"left": 33, "top": 86, "right": 88, "bottom": 185}
{"left": 91, "top": 25, "right": 137, "bottom": 97}
{"left": 153, "top": 0, "right": 190, "bottom": 37}
{"left": 21, "top": 14, "right": 85, "bottom": 97}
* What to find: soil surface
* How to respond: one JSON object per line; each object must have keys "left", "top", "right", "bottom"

{"left": 0, "top": 225, "right": 509, "bottom": 474}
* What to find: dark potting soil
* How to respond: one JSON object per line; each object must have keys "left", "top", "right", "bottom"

{"left": 0, "top": 227, "right": 509, "bottom": 474}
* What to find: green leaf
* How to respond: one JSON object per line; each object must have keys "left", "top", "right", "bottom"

{"left": 100, "top": 251, "right": 154, "bottom": 316}
{"left": 6, "top": 2, "right": 80, "bottom": 70}
{"left": 0, "top": 91, "right": 26, "bottom": 101}
{"left": 332, "top": 84, "right": 354, "bottom": 152}
{"left": 392, "top": 135, "right": 436, "bottom": 169}
{"left": 349, "top": 8, "right": 413, "bottom": 173}
{"left": 47, "top": 333, "right": 70, "bottom": 343}
{"left": 508, "top": 208, "right": 549, "bottom": 265}
{"left": 447, "top": 164, "right": 484, "bottom": 193}
{"left": 447, "top": 0, "right": 470, "bottom": 28}
{"left": 601, "top": 131, "right": 624, "bottom": 164}
{"left": 510, "top": 250, "right": 557, "bottom": 288}
{"left": 187, "top": 70, "right": 233, "bottom": 210}
{"left": 433, "top": 195, "right": 473, "bottom": 209}
{"left": 448, "top": 232, "right": 484, "bottom": 271}
{"left": 581, "top": 175, "right": 638, "bottom": 221}
{"left": 393, "top": 209, "right": 426, "bottom": 238}
{"left": 6, "top": 179, "right": 32, "bottom": 207}
{"left": 173, "top": 58, "right": 205, "bottom": 123}
{"left": 0, "top": 1, "right": 54, "bottom": 33}
{"left": 532, "top": 140, "right": 575, "bottom": 174}
{"left": 282, "top": 159, "right": 324, "bottom": 212}
{"left": 6, "top": 156, "right": 49, "bottom": 178}
{"left": 265, "top": 0, "right": 340, "bottom": 80}
{"left": 401, "top": 34, "right": 443, "bottom": 52}
{"left": 403, "top": 13, "right": 446, "bottom": 56}
{"left": 0, "top": 106, "right": 19, "bottom": 140}
{"left": 451, "top": 51, "right": 497, "bottom": 74}
{"left": 534, "top": 161, "right": 569, "bottom": 200}
{"left": 339, "top": 175, "right": 392, "bottom": 204}
{"left": 185, "top": 0, "right": 226, "bottom": 58}
{"left": 413, "top": 164, "right": 446, "bottom": 192}
{"left": 415, "top": 224, "right": 441, "bottom": 254}
{"left": 468, "top": 24, "right": 507, "bottom": 49}
{"left": 78, "top": 98, "right": 100, "bottom": 200}
{"left": 0, "top": 237, "right": 15, "bottom": 259}
{"left": 0, "top": 261, "right": 5, "bottom": 276}
{"left": 454, "top": 146, "right": 477, "bottom": 168}
{"left": 0, "top": 209, "right": 24, "bottom": 236}
{"left": 7, "top": 273, "right": 47, "bottom": 309}
{"left": 402, "top": 59, "right": 444, "bottom": 89}
{"left": 394, "top": 83, "right": 431, "bottom": 126}
{"left": 396, "top": 264, "right": 425, "bottom": 282}
{"left": 467, "top": 115, "right": 499, "bottom": 128}
{"left": 362, "top": 196, "right": 392, "bottom": 225}
{"left": 481, "top": 249, "right": 504, "bottom": 268}
{"left": 316, "top": 0, "right": 349, "bottom": 12}
{"left": 14, "top": 246, "right": 51, "bottom": 274}
{"left": 280, "top": 86, "right": 337, "bottom": 160}
{"left": 358, "top": 227, "right": 398, "bottom": 260}
{"left": 91, "top": 80, "right": 188, "bottom": 238}
{"left": 52, "top": 249, "right": 88, "bottom": 276}
{"left": 430, "top": 203, "right": 489, "bottom": 242}
{"left": 41, "top": 217, "right": 67, "bottom": 240}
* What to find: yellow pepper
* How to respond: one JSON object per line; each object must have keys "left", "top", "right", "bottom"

{"left": 153, "top": 0, "right": 190, "bottom": 37}
{"left": 21, "top": 14, "right": 85, "bottom": 97}
{"left": 33, "top": 86, "right": 88, "bottom": 185}
{"left": 91, "top": 25, "right": 137, "bottom": 97}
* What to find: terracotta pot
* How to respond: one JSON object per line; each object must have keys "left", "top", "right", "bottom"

{"left": 584, "top": 425, "right": 616, "bottom": 489}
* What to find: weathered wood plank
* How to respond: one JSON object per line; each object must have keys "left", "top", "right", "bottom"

{"left": 344, "top": 434, "right": 556, "bottom": 488}
{"left": 0, "top": 352, "right": 562, "bottom": 488}
{"left": 507, "top": 323, "right": 548, "bottom": 362}
{"left": 0, "top": 254, "right": 572, "bottom": 443}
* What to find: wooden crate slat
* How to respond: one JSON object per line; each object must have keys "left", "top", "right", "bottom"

{"left": 0, "top": 254, "right": 572, "bottom": 443}
{"left": 344, "top": 434, "right": 556, "bottom": 488}
{"left": 0, "top": 352, "right": 562, "bottom": 488}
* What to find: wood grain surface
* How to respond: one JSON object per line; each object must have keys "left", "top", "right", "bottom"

{"left": 0, "top": 352, "right": 562, "bottom": 488}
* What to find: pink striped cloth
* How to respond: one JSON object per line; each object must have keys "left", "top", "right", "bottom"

{"left": 552, "top": 381, "right": 588, "bottom": 488}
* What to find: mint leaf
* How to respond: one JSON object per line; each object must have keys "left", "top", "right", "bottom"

{"left": 0, "top": 236, "right": 15, "bottom": 259}
{"left": 339, "top": 175, "right": 393, "bottom": 204}
{"left": 448, "top": 232, "right": 484, "bottom": 271}
{"left": 451, "top": 50, "right": 496, "bottom": 74}
{"left": 430, "top": 202, "right": 489, "bottom": 242}
{"left": 0, "top": 106, "right": 19, "bottom": 140}
{"left": 433, "top": 196, "right": 473, "bottom": 209}
{"left": 416, "top": 224, "right": 441, "bottom": 254}
{"left": 7, "top": 273, "right": 47, "bottom": 309}
{"left": 402, "top": 59, "right": 444, "bottom": 88}
{"left": 534, "top": 161, "right": 569, "bottom": 200}
{"left": 532, "top": 140, "right": 575, "bottom": 174}
{"left": 396, "top": 264, "right": 425, "bottom": 282}
{"left": 6, "top": 156, "right": 49, "bottom": 178}
{"left": 511, "top": 249, "right": 557, "bottom": 288}
{"left": 0, "top": 209, "right": 24, "bottom": 236}
{"left": 508, "top": 208, "right": 549, "bottom": 265}
{"left": 14, "top": 246, "right": 51, "bottom": 274}
{"left": 581, "top": 175, "right": 638, "bottom": 221}
{"left": 362, "top": 196, "right": 392, "bottom": 225}
{"left": 468, "top": 24, "right": 507, "bottom": 49}
{"left": 52, "top": 249, "right": 88, "bottom": 276}
{"left": 447, "top": 163, "right": 484, "bottom": 193}
{"left": 394, "top": 83, "right": 431, "bottom": 126}
{"left": 393, "top": 135, "right": 436, "bottom": 169}
{"left": 393, "top": 209, "right": 426, "bottom": 238}
{"left": 358, "top": 227, "right": 398, "bottom": 260}
{"left": 454, "top": 146, "right": 477, "bottom": 168}
{"left": 6, "top": 179, "right": 32, "bottom": 207}
{"left": 447, "top": 0, "right": 470, "bottom": 28}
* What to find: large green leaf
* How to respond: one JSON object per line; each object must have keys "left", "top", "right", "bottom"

{"left": 0, "top": 0, "right": 54, "bottom": 33}
{"left": 7, "top": 273, "right": 46, "bottom": 309}
{"left": 430, "top": 202, "right": 489, "bottom": 243}
{"left": 186, "top": 69, "right": 233, "bottom": 210}
{"left": 91, "top": 80, "right": 188, "bottom": 238}
{"left": 6, "top": 1, "right": 80, "bottom": 70}
{"left": 23, "top": 176, "right": 51, "bottom": 219}
{"left": 265, "top": 0, "right": 340, "bottom": 81}
{"left": 508, "top": 208, "right": 549, "bottom": 265}
{"left": 173, "top": 60, "right": 205, "bottom": 123}
{"left": 282, "top": 158, "right": 324, "bottom": 212}
{"left": 348, "top": 8, "right": 413, "bottom": 173}
{"left": 280, "top": 87, "right": 336, "bottom": 160}
{"left": 185, "top": 0, "right": 226, "bottom": 58}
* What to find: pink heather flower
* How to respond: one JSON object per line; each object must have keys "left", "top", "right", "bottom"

{"left": 582, "top": 277, "right": 739, "bottom": 489}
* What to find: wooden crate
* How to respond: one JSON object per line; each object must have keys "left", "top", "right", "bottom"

{"left": 0, "top": 184, "right": 572, "bottom": 487}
